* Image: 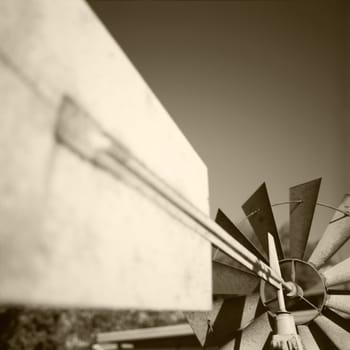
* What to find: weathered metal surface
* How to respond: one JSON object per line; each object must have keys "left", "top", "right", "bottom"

{"left": 309, "top": 195, "right": 350, "bottom": 268}
{"left": 213, "top": 249, "right": 253, "bottom": 274}
{"left": 289, "top": 178, "right": 321, "bottom": 259}
{"left": 186, "top": 294, "right": 262, "bottom": 347}
{"left": 185, "top": 298, "right": 223, "bottom": 346}
{"left": 267, "top": 233, "right": 286, "bottom": 312}
{"left": 200, "top": 219, "right": 284, "bottom": 289}
{"left": 274, "top": 312, "right": 297, "bottom": 335}
{"left": 326, "top": 294, "right": 350, "bottom": 315}
{"left": 212, "top": 261, "right": 259, "bottom": 295}
{"left": 239, "top": 293, "right": 264, "bottom": 327}
{"left": 220, "top": 312, "right": 272, "bottom": 350}
{"left": 270, "top": 334, "right": 304, "bottom": 350}
{"left": 215, "top": 209, "right": 267, "bottom": 263}
{"left": 308, "top": 322, "right": 337, "bottom": 350}
{"left": 242, "top": 183, "right": 284, "bottom": 259}
{"left": 97, "top": 324, "right": 194, "bottom": 344}
{"left": 0, "top": 0, "right": 212, "bottom": 309}
{"left": 297, "top": 325, "right": 320, "bottom": 350}
{"left": 322, "top": 307, "right": 350, "bottom": 331}
{"left": 197, "top": 220, "right": 284, "bottom": 289}
{"left": 313, "top": 315, "right": 350, "bottom": 349}
{"left": 323, "top": 257, "right": 350, "bottom": 287}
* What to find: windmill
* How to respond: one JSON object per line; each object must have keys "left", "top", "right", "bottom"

{"left": 186, "top": 179, "right": 350, "bottom": 349}
{"left": 1, "top": 1, "right": 350, "bottom": 349}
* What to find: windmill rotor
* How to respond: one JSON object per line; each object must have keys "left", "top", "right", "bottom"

{"left": 186, "top": 179, "right": 350, "bottom": 349}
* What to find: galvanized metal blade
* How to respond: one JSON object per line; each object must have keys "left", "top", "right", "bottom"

{"left": 325, "top": 294, "right": 350, "bottom": 315}
{"left": 213, "top": 249, "right": 253, "bottom": 274}
{"left": 322, "top": 307, "right": 350, "bottom": 332}
{"left": 220, "top": 312, "right": 272, "bottom": 350}
{"left": 185, "top": 293, "right": 263, "bottom": 347}
{"left": 215, "top": 209, "right": 267, "bottom": 263}
{"left": 297, "top": 325, "right": 321, "bottom": 350}
{"left": 242, "top": 183, "right": 284, "bottom": 259}
{"left": 212, "top": 261, "right": 259, "bottom": 295}
{"left": 322, "top": 256, "right": 350, "bottom": 287}
{"left": 289, "top": 178, "right": 321, "bottom": 259}
{"left": 308, "top": 194, "right": 350, "bottom": 269}
{"left": 308, "top": 322, "right": 338, "bottom": 350}
{"left": 313, "top": 314, "right": 350, "bottom": 349}
{"left": 185, "top": 298, "right": 223, "bottom": 347}
{"left": 327, "top": 289, "right": 350, "bottom": 295}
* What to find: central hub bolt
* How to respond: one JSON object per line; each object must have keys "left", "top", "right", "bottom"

{"left": 260, "top": 258, "right": 326, "bottom": 324}
{"left": 285, "top": 282, "right": 303, "bottom": 299}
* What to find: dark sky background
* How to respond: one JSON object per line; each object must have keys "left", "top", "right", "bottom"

{"left": 87, "top": 0, "right": 349, "bottom": 253}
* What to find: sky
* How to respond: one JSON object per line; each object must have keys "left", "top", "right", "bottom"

{"left": 87, "top": 0, "right": 349, "bottom": 251}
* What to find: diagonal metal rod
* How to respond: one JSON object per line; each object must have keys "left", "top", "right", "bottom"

{"left": 56, "top": 105, "right": 289, "bottom": 291}
{"left": 299, "top": 295, "right": 319, "bottom": 311}
{"left": 271, "top": 201, "right": 350, "bottom": 219}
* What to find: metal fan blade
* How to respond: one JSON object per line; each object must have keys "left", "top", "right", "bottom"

{"left": 289, "top": 178, "right": 321, "bottom": 259}
{"left": 212, "top": 261, "right": 259, "bottom": 295}
{"left": 215, "top": 209, "right": 267, "bottom": 263}
{"left": 322, "top": 257, "right": 350, "bottom": 287}
{"left": 297, "top": 325, "right": 321, "bottom": 350}
{"left": 327, "top": 289, "right": 350, "bottom": 295}
{"left": 185, "top": 294, "right": 262, "bottom": 347}
{"left": 322, "top": 307, "right": 350, "bottom": 331}
{"left": 221, "top": 312, "right": 272, "bottom": 350}
{"left": 185, "top": 298, "right": 223, "bottom": 347}
{"left": 308, "top": 194, "right": 350, "bottom": 268}
{"left": 242, "top": 183, "right": 284, "bottom": 259}
{"left": 213, "top": 250, "right": 253, "bottom": 274}
{"left": 313, "top": 315, "right": 350, "bottom": 349}
{"left": 325, "top": 294, "right": 350, "bottom": 315}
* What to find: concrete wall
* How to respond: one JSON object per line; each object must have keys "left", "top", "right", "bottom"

{"left": 0, "top": 0, "right": 212, "bottom": 310}
{"left": 88, "top": 0, "right": 348, "bottom": 245}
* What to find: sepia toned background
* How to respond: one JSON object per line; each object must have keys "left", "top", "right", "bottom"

{"left": 1, "top": 1, "right": 349, "bottom": 349}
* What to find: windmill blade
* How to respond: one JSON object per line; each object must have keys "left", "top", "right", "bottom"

{"left": 327, "top": 289, "right": 350, "bottom": 295}
{"left": 313, "top": 315, "right": 350, "bottom": 349}
{"left": 325, "top": 294, "right": 350, "bottom": 315}
{"left": 289, "top": 178, "right": 321, "bottom": 259}
{"left": 215, "top": 209, "right": 267, "bottom": 263}
{"left": 322, "top": 257, "right": 350, "bottom": 287}
{"left": 212, "top": 211, "right": 283, "bottom": 285}
{"left": 242, "top": 183, "right": 284, "bottom": 259}
{"left": 212, "top": 261, "right": 259, "bottom": 295}
{"left": 297, "top": 325, "right": 321, "bottom": 350}
{"left": 322, "top": 307, "right": 350, "bottom": 331}
{"left": 221, "top": 312, "right": 272, "bottom": 350}
{"left": 308, "top": 322, "right": 340, "bottom": 350}
{"left": 308, "top": 194, "right": 350, "bottom": 269}
{"left": 185, "top": 297, "right": 223, "bottom": 347}
{"left": 185, "top": 294, "right": 262, "bottom": 347}
{"left": 213, "top": 250, "right": 253, "bottom": 274}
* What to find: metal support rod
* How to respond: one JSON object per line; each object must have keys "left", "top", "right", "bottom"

{"left": 271, "top": 201, "right": 350, "bottom": 218}
{"left": 56, "top": 107, "right": 288, "bottom": 290}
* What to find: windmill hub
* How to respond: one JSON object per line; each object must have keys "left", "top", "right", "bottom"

{"left": 284, "top": 281, "right": 303, "bottom": 299}
{"left": 260, "top": 258, "right": 326, "bottom": 324}
{"left": 188, "top": 181, "right": 350, "bottom": 349}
